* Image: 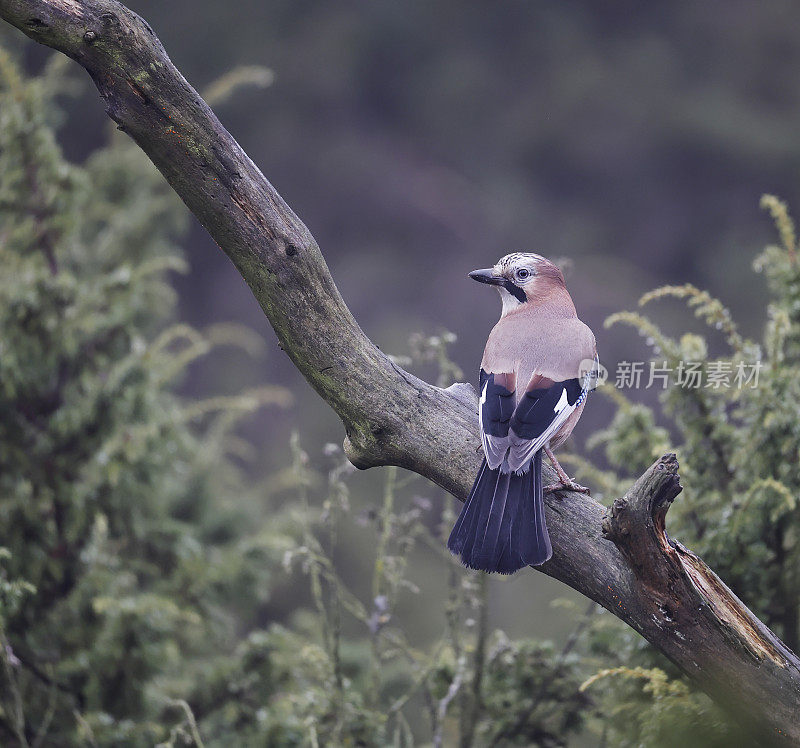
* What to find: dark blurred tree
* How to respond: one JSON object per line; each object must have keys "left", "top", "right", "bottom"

{"left": 0, "top": 48, "right": 295, "bottom": 744}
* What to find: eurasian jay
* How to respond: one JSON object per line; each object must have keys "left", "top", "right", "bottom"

{"left": 448, "top": 253, "right": 598, "bottom": 574}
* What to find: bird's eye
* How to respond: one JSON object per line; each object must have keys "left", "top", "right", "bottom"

{"left": 516, "top": 268, "right": 531, "bottom": 281}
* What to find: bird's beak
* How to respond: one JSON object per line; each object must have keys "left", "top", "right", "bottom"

{"left": 469, "top": 268, "right": 503, "bottom": 286}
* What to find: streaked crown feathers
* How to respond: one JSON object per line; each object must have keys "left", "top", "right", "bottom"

{"left": 493, "top": 253, "right": 564, "bottom": 284}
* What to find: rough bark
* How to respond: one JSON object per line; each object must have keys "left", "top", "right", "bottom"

{"left": 1, "top": 1, "right": 798, "bottom": 742}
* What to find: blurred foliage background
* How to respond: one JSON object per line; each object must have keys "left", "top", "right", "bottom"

{"left": 2, "top": 2, "right": 800, "bottom": 745}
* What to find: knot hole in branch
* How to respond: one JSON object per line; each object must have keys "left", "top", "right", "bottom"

{"left": 25, "top": 18, "right": 48, "bottom": 32}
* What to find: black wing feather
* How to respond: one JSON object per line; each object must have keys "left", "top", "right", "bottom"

{"left": 510, "top": 379, "right": 581, "bottom": 439}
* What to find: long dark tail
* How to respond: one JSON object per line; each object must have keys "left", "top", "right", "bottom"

{"left": 447, "top": 451, "right": 551, "bottom": 574}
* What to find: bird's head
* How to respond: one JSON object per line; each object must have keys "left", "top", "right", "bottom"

{"left": 469, "top": 253, "right": 566, "bottom": 315}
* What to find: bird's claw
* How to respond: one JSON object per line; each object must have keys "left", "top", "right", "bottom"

{"left": 544, "top": 480, "right": 591, "bottom": 496}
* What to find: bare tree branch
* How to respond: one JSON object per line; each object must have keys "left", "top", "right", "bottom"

{"left": 1, "top": 1, "right": 799, "bottom": 741}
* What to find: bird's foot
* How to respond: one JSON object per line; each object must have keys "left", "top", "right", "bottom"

{"left": 544, "top": 479, "right": 591, "bottom": 495}
{"left": 543, "top": 446, "right": 591, "bottom": 496}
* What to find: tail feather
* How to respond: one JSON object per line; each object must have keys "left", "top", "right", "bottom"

{"left": 448, "top": 461, "right": 488, "bottom": 555}
{"left": 491, "top": 473, "right": 521, "bottom": 573}
{"left": 448, "top": 451, "right": 552, "bottom": 574}
{"left": 492, "top": 477, "right": 524, "bottom": 573}
{"left": 521, "top": 450, "right": 551, "bottom": 566}
{"left": 473, "top": 470, "right": 511, "bottom": 570}
{"left": 460, "top": 467, "right": 503, "bottom": 564}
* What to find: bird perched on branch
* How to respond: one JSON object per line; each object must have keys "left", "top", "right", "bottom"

{"left": 448, "top": 253, "right": 598, "bottom": 574}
